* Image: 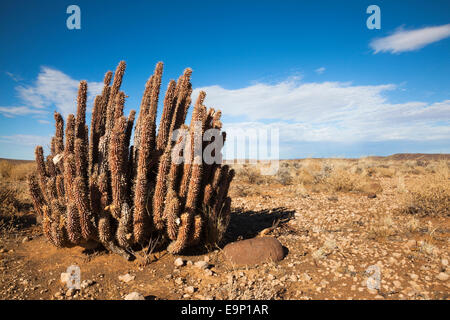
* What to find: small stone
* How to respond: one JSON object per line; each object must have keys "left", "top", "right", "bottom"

{"left": 388, "top": 257, "right": 397, "bottom": 265}
{"left": 393, "top": 280, "right": 402, "bottom": 289}
{"left": 118, "top": 274, "right": 135, "bottom": 283}
{"left": 203, "top": 256, "right": 210, "bottom": 262}
{"left": 80, "top": 280, "right": 94, "bottom": 289}
{"left": 22, "top": 236, "right": 31, "bottom": 243}
{"left": 66, "top": 288, "right": 76, "bottom": 297}
{"left": 204, "top": 269, "right": 213, "bottom": 277}
{"left": 186, "top": 260, "right": 193, "bottom": 266}
{"left": 175, "top": 277, "right": 184, "bottom": 285}
{"left": 60, "top": 272, "right": 70, "bottom": 285}
{"left": 436, "top": 272, "right": 449, "bottom": 281}
{"left": 302, "top": 273, "right": 312, "bottom": 281}
{"left": 124, "top": 292, "right": 145, "bottom": 300}
{"left": 367, "top": 288, "right": 378, "bottom": 295}
{"left": 174, "top": 258, "right": 185, "bottom": 267}
{"left": 405, "top": 240, "right": 416, "bottom": 248}
{"left": 409, "top": 273, "right": 418, "bottom": 281}
{"left": 194, "top": 260, "right": 209, "bottom": 270}
{"left": 441, "top": 259, "right": 448, "bottom": 267}
{"left": 0, "top": 248, "right": 5, "bottom": 253}
{"left": 367, "top": 193, "right": 377, "bottom": 199}
{"left": 185, "top": 286, "right": 196, "bottom": 294}
{"left": 375, "top": 295, "right": 384, "bottom": 299}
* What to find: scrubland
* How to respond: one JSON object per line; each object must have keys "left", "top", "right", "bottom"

{"left": 0, "top": 154, "right": 448, "bottom": 300}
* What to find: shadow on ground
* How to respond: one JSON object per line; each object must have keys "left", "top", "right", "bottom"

{"left": 225, "top": 207, "right": 296, "bottom": 243}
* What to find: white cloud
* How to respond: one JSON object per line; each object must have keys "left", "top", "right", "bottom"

{"left": 193, "top": 80, "right": 450, "bottom": 143}
{"left": 7, "top": 66, "right": 103, "bottom": 118}
{"left": 315, "top": 67, "right": 326, "bottom": 74}
{"left": 37, "top": 119, "right": 51, "bottom": 124}
{"left": 0, "top": 134, "right": 51, "bottom": 146}
{"left": 370, "top": 24, "right": 450, "bottom": 54}
{"left": 5, "top": 71, "right": 22, "bottom": 82}
{"left": 0, "top": 106, "right": 47, "bottom": 118}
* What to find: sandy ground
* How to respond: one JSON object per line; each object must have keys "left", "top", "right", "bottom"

{"left": 0, "top": 167, "right": 449, "bottom": 300}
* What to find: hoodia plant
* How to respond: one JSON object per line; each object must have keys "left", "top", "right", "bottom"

{"left": 28, "top": 61, "right": 234, "bottom": 260}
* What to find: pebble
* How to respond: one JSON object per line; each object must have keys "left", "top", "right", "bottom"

{"left": 81, "top": 280, "right": 94, "bottom": 289}
{"left": 174, "top": 258, "right": 185, "bottom": 267}
{"left": 367, "top": 288, "right": 378, "bottom": 295}
{"left": 441, "top": 259, "right": 448, "bottom": 267}
{"left": 118, "top": 274, "right": 135, "bottom": 283}
{"left": 185, "top": 286, "right": 196, "bottom": 294}
{"left": 194, "top": 261, "right": 209, "bottom": 270}
{"left": 66, "top": 288, "right": 76, "bottom": 297}
{"left": 408, "top": 273, "right": 418, "bottom": 281}
{"left": 436, "top": 272, "right": 449, "bottom": 281}
{"left": 204, "top": 269, "right": 213, "bottom": 276}
{"left": 124, "top": 292, "right": 145, "bottom": 300}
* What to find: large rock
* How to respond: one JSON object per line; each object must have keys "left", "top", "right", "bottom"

{"left": 223, "top": 237, "right": 285, "bottom": 266}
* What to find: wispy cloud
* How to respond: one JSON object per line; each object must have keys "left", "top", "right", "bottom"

{"left": 16, "top": 66, "right": 103, "bottom": 117}
{"left": 193, "top": 79, "right": 450, "bottom": 144}
{"left": 1, "top": 67, "right": 103, "bottom": 118}
{"left": 0, "top": 134, "right": 51, "bottom": 146}
{"left": 0, "top": 106, "right": 47, "bottom": 118}
{"left": 370, "top": 24, "right": 450, "bottom": 54}
{"left": 37, "top": 119, "right": 51, "bottom": 124}
{"left": 5, "top": 71, "right": 23, "bottom": 82}
{"left": 315, "top": 67, "right": 326, "bottom": 75}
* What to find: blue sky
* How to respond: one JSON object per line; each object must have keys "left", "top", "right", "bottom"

{"left": 0, "top": 0, "right": 449, "bottom": 159}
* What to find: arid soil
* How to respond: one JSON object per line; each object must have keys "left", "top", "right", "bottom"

{"left": 0, "top": 156, "right": 449, "bottom": 300}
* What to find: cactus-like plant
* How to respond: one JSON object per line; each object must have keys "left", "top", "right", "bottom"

{"left": 28, "top": 61, "right": 234, "bottom": 260}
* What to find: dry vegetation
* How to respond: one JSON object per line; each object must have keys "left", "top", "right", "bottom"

{"left": 0, "top": 154, "right": 449, "bottom": 300}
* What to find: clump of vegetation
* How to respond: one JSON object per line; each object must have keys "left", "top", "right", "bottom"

{"left": 399, "top": 163, "right": 449, "bottom": 217}
{"left": 28, "top": 61, "right": 234, "bottom": 260}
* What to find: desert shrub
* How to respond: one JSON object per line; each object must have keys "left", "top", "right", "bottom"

{"left": 10, "top": 163, "right": 35, "bottom": 181}
{"left": 375, "top": 167, "right": 395, "bottom": 178}
{"left": 239, "top": 166, "right": 266, "bottom": 184}
{"left": 368, "top": 212, "right": 397, "bottom": 239}
{"left": 325, "top": 168, "right": 359, "bottom": 192}
{"left": 275, "top": 167, "right": 293, "bottom": 185}
{"left": 399, "top": 169, "right": 449, "bottom": 217}
{"left": 0, "top": 161, "right": 13, "bottom": 179}
{"left": 0, "top": 184, "right": 20, "bottom": 218}
{"left": 294, "top": 169, "right": 316, "bottom": 185}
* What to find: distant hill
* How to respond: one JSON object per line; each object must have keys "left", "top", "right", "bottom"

{"left": 0, "top": 158, "right": 34, "bottom": 164}
{"left": 383, "top": 153, "right": 449, "bottom": 161}
{"left": 2, "top": 153, "right": 449, "bottom": 165}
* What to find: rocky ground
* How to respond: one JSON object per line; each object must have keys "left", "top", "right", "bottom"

{"left": 0, "top": 159, "right": 449, "bottom": 300}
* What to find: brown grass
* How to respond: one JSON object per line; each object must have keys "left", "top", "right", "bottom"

{"left": 398, "top": 161, "right": 449, "bottom": 217}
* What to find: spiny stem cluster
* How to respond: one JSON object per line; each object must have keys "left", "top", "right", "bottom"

{"left": 28, "top": 61, "right": 234, "bottom": 260}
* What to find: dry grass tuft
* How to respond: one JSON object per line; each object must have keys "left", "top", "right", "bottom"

{"left": 399, "top": 162, "right": 449, "bottom": 217}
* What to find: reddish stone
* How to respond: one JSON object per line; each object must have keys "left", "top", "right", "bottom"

{"left": 223, "top": 237, "right": 285, "bottom": 266}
